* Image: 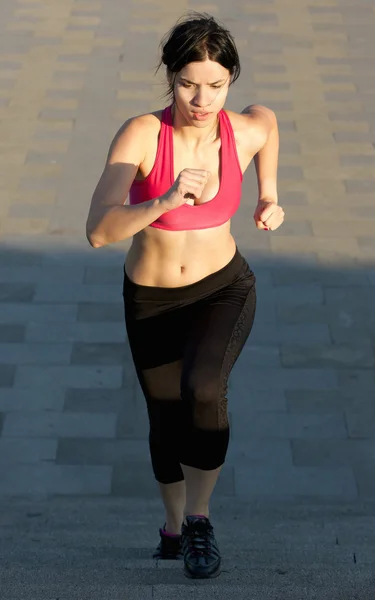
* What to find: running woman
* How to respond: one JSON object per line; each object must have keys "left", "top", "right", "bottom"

{"left": 86, "top": 12, "right": 284, "bottom": 580}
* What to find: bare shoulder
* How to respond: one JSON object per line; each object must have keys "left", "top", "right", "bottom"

{"left": 225, "top": 105, "right": 277, "bottom": 155}
{"left": 117, "top": 110, "right": 163, "bottom": 136}
{"left": 107, "top": 110, "right": 163, "bottom": 164}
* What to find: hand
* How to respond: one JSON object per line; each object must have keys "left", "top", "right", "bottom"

{"left": 254, "top": 199, "right": 285, "bottom": 231}
{"left": 160, "top": 169, "right": 211, "bottom": 211}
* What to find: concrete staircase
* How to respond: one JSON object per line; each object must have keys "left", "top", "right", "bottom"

{"left": 1, "top": 496, "right": 374, "bottom": 599}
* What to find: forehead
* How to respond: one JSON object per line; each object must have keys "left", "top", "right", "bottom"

{"left": 178, "top": 59, "right": 229, "bottom": 81}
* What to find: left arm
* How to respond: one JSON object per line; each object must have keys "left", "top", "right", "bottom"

{"left": 241, "top": 104, "right": 284, "bottom": 231}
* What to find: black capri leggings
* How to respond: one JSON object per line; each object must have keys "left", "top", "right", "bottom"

{"left": 123, "top": 248, "right": 256, "bottom": 484}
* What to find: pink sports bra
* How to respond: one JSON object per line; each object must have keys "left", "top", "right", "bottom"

{"left": 128, "top": 104, "right": 243, "bottom": 231}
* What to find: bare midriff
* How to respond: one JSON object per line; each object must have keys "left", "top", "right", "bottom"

{"left": 125, "top": 221, "right": 236, "bottom": 287}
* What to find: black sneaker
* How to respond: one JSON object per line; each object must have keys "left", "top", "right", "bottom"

{"left": 153, "top": 523, "right": 183, "bottom": 560}
{"left": 181, "top": 515, "right": 221, "bottom": 579}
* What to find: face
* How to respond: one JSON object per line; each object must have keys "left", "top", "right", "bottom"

{"left": 171, "top": 59, "right": 230, "bottom": 126}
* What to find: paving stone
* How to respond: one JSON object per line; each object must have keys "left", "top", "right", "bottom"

{"left": 0, "top": 463, "right": 112, "bottom": 495}
{"left": 231, "top": 362, "right": 338, "bottom": 390}
{"left": 354, "top": 465, "right": 375, "bottom": 498}
{"left": 329, "top": 110, "right": 371, "bottom": 121}
{"left": 0, "top": 283, "right": 35, "bottom": 302}
{"left": 312, "top": 23, "right": 345, "bottom": 33}
{"left": 226, "top": 440, "right": 292, "bottom": 467}
{"left": 324, "top": 287, "right": 375, "bottom": 309}
{"left": 344, "top": 180, "right": 374, "bottom": 193}
{"left": 2, "top": 411, "right": 117, "bottom": 438}
{"left": 278, "top": 166, "right": 304, "bottom": 181}
{"left": 77, "top": 302, "right": 124, "bottom": 322}
{"left": 84, "top": 266, "right": 123, "bottom": 285}
{"left": 269, "top": 284, "right": 324, "bottom": 306}
{"left": 235, "top": 465, "right": 357, "bottom": 498}
{"left": 308, "top": 5, "right": 341, "bottom": 13}
{"left": 272, "top": 267, "right": 368, "bottom": 287}
{"left": 15, "top": 365, "right": 123, "bottom": 388}
{"left": 285, "top": 390, "right": 373, "bottom": 414}
{"left": 0, "top": 303, "right": 78, "bottom": 323}
{"left": 265, "top": 101, "right": 294, "bottom": 111}
{"left": 251, "top": 64, "right": 286, "bottom": 74}
{"left": 8, "top": 204, "right": 53, "bottom": 219}
{"left": 345, "top": 405, "right": 375, "bottom": 439}
{"left": 358, "top": 237, "right": 375, "bottom": 251}
{"left": 71, "top": 342, "right": 127, "bottom": 365}
{"left": 337, "top": 370, "right": 375, "bottom": 390}
{"left": 232, "top": 411, "right": 347, "bottom": 440}
{"left": 34, "top": 283, "right": 121, "bottom": 302}
{"left": 0, "top": 342, "right": 72, "bottom": 364}
{"left": 259, "top": 83, "right": 290, "bottom": 91}
{"left": 153, "top": 587, "right": 194, "bottom": 600}
{"left": 292, "top": 439, "right": 375, "bottom": 468}
{"left": 281, "top": 343, "right": 375, "bottom": 369}
{"left": 0, "top": 438, "right": 57, "bottom": 463}
{"left": 249, "top": 323, "right": 330, "bottom": 345}
{"left": 0, "top": 324, "right": 25, "bottom": 342}
{"left": 228, "top": 389, "right": 287, "bottom": 412}
{"left": 234, "top": 343, "right": 281, "bottom": 367}
{"left": 64, "top": 387, "right": 130, "bottom": 413}
{"left": 279, "top": 141, "right": 301, "bottom": 154}
{"left": 339, "top": 155, "right": 375, "bottom": 166}
{"left": 56, "top": 439, "right": 151, "bottom": 465}
{"left": 46, "top": 88, "right": 80, "bottom": 98}
{"left": 334, "top": 131, "right": 375, "bottom": 142}
{"left": 0, "top": 78, "right": 16, "bottom": 89}
{"left": 272, "top": 220, "right": 313, "bottom": 236}
{"left": 0, "top": 265, "right": 85, "bottom": 285}
{"left": 316, "top": 57, "right": 352, "bottom": 65}
{"left": 0, "top": 388, "right": 65, "bottom": 412}
{"left": 0, "top": 365, "right": 16, "bottom": 387}
{"left": 110, "top": 461, "right": 161, "bottom": 497}
{"left": 278, "top": 191, "right": 307, "bottom": 205}
{"left": 25, "top": 150, "right": 65, "bottom": 164}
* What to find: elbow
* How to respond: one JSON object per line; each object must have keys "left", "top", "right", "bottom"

{"left": 89, "top": 238, "right": 104, "bottom": 249}
{"left": 86, "top": 226, "right": 106, "bottom": 249}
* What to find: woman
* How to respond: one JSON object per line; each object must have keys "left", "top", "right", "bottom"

{"left": 86, "top": 13, "right": 284, "bottom": 580}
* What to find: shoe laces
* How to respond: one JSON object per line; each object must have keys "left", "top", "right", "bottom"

{"left": 185, "top": 522, "right": 213, "bottom": 556}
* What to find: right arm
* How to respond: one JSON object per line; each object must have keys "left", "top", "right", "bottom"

{"left": 86, "top": 116, "right": 168, "bottom": 248}
{"left": 86, "top": 116, "right": 212, "bottom": 248}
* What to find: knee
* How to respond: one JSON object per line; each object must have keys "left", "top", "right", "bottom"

{"left": 181, "top": 377, "right": 219, "bottom": 406}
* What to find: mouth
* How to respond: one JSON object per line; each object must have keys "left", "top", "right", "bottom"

{"left": 192, "top": 111, "right": 211, "bottom": 119}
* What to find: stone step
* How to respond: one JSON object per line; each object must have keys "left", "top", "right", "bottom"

{"left": 1, "top": 496, "right": 374, "bottom": 598}
{"left": 1, "top": 566, "right": 373, "bottom": 600}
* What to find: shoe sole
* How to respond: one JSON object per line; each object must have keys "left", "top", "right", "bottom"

{"left": 183, "top": 562, "right": 221, "bottom": 579}
{"left": 154, "top": 555, "right": 183, "bottom": 560}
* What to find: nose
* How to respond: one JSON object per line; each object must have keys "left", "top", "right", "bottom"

{"left": 193, "top": 88, "right": 211, "bottom": 108}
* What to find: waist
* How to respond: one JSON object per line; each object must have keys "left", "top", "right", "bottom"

{"left": 124, "top": 227, "right": 235, "bottom": 287}
{"left": 123, "top": 245, "right": 252, "bottom": 304}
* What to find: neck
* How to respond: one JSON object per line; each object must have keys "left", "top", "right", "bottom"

{"left": 171, "top": 103, "right": 220, "bottom": 148}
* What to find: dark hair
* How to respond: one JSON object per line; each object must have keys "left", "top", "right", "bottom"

{"left": 156, "top": 12, "right": 241, "bottom": 98}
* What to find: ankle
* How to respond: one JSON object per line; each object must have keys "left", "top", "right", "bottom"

{"left": 164, "top": 519, "right": 183, "bottom": 535}
{"left": 183, "top": 508, "right": 209, "bottom": 524}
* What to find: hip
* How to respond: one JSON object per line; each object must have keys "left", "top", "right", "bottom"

{"left": 123, "top": 245, "right": 256, "bottom": 320}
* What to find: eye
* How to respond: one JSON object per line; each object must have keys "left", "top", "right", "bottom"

{"left": 211, "top": 85, "right": 222, "bottom": 89}
{"left": 180, "top": 82, "right": 192, "bottom": 88}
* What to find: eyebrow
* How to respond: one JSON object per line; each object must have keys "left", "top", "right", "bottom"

{"left": 179, "top": 77, "right": 225, "bottom": 85}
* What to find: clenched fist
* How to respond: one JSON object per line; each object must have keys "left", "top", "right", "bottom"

{"left": 160, "top": 169, "right": 211, "bottom": 211}
{"left": 254, "top": 200, "right": 285, "bottom": 231}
